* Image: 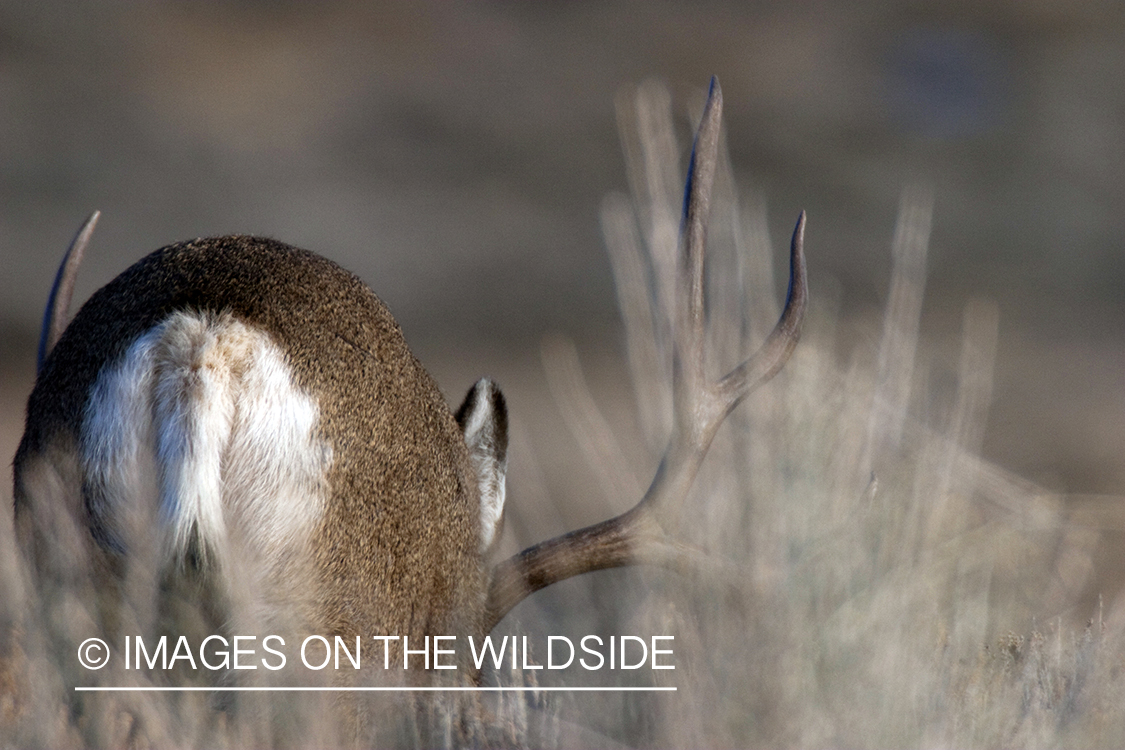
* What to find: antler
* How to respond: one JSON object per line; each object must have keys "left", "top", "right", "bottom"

{"left": 485, "top": 78, "right": 808, "bottom": 631}
{"left": 38, "top": 210, "right": 100, "bottom": 371}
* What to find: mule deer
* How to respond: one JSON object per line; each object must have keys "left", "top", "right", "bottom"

{"left": 13, "top": 78, "right": 806, "bottom": 675}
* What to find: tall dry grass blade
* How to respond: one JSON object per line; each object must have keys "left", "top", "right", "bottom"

{"left": 615, "top": 80, "right": 681, "bottom": 375}
{"left": 868, "top": 184, "right": 933, "bottom": 454}
{"left": 540, "top": 334, "right": 644, "bottom": 505}
{"left": 926, "top": 299, "right": 1000, "bottom": 546}
{"left": 600, "top": 192, "right": 670, "bottom": 452}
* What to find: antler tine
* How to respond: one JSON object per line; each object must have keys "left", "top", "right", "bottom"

{"left": 677, "top": 75, "right": 723, "bottom": 405}
{"left": 712, "top": 211, "right": 807, "bottom": 418}
{"left": 38, "top": 210, "right": 100, "bottom": 371}
{"left": 484, "top": 79, "right": 806, "bottom": 632}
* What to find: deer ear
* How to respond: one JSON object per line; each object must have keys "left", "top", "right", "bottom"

{"left": 456, "top": 379, "right": 508, "bottom": 557}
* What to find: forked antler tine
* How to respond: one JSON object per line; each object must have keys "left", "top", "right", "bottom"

{"left": 484, "top": 79, "right": 807, "bottom": 632}
{"left": 37, "top": 210, "right": 100, "bottom": 371}
{"left": 639, "top": 215, "right": 806, "bottom": 525}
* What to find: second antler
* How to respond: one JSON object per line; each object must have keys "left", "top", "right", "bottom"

{"left": 485, "top": 77, "right": 809, "bottom": 631}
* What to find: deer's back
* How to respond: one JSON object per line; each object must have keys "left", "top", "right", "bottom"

{"left": 15, "top": 236, "right": 485, "bottom": 641}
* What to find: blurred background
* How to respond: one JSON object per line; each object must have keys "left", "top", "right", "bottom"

{"left": 1, "top": 1, "right": 1123, "bottom": 606}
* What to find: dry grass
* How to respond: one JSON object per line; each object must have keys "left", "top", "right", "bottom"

{"left": 3, "top": 79, "right": 1124, "bottom": 748}
{"left": 506, "top": 80, "right": 1125, "bottom": 748}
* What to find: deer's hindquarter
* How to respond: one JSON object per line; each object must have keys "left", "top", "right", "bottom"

{"left": 15, "top": 237, "right": 486, "bottom": 642}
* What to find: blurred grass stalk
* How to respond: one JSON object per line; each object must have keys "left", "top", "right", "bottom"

{"left": 537, "top": 79, "right": 1125, "bottom": 747}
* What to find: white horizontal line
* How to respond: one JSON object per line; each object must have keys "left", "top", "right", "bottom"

{"left": 75, "top": 686, "right": 676, "bottom": 693}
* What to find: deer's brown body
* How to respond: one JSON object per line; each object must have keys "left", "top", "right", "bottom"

{"left": 15, "top": 236, "right": 495, "bottom": 648}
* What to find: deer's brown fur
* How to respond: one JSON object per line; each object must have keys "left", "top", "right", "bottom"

{"left": 16, "top": 237, "right": 488, "bottom": 650}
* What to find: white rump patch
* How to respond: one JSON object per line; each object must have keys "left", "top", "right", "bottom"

{"left": 81, "top": 311, "right": 330, "bottom": 570}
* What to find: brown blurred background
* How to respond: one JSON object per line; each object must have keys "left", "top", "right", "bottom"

{"left": 2, "top": 2, "right": 1123, "bottom": 595}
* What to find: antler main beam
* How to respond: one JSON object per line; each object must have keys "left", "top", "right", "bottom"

{"left": 485, "top": 78, "right": 808, "bottom": 631}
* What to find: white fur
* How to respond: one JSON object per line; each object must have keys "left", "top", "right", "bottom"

{"left": 460, "top": 382, "right": 507, "bottom": 553}
{"left": 81, "top": 311, "right": 330, "bottom": 569}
